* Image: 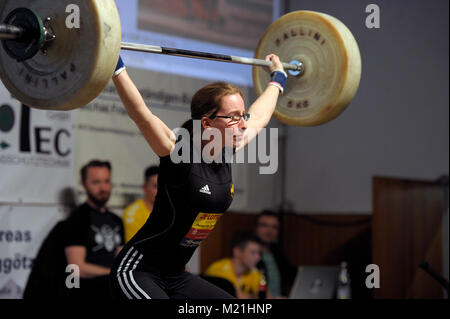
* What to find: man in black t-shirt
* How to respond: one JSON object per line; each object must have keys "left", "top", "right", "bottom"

{"left": 64, "top": 160, "right": 124, "bottom": 299}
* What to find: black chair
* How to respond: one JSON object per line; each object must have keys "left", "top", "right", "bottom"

{"left": 23, "top": 221, "right": 69, "bottom": 299}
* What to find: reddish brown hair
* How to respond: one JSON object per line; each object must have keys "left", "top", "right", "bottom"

{"left": 182, "top": 82, "right": 243, "bottom": 131}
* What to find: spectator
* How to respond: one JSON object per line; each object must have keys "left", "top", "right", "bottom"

{"left": 122, "top": 165, "right": 159, "bottom": 243}
{"left": 23, "top": 221, "right": 70, "bottom": 299}
{"left": 205, "top": 232, "right": 264, "bottom": 299}
{"left": 255, "top": 210, "right": 297, "bottom": 298}
{"left": 63, "top": 160, "right": 124, "bottom": 299}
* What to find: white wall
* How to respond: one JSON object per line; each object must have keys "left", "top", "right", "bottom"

{"left": 283, "top": 0, "right": 449, "bottom": 213}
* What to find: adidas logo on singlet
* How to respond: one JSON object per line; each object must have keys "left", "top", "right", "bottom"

{"left": 199, "top": 185, "right": 212, "bottom": 195}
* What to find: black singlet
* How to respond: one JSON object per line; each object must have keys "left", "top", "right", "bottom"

{"left": 113, "top": 138, "right": 235, "bottom": 274}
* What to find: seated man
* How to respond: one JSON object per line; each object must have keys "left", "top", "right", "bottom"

{"left": 63, "top": 160, "right": 124, "bottom": 299}
{"left": 122, "top": 165, "right": 158, "bottom": 243}
{"left": 205, "top": 233, "right": 264, "bottom": 299}
{"left": 254, "top": 210, "right": 297, "bottom": 298}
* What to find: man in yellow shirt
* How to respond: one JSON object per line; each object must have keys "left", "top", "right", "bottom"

{"left": 122, "top": 166, "right": 158, "bottom": 243}
{"left": 205, "top": 233, "right": 264, "bottom": 299}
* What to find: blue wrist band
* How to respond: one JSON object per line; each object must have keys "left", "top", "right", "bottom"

{"left": 269, "top": 70, "right": 287, "bottom": 93}
{"left": 114, "top": 55, "right": 126, "bottom": 77}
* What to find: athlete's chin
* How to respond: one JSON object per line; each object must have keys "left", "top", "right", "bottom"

{"left": 231, "top": 136, "right": 244, "bottom": 148}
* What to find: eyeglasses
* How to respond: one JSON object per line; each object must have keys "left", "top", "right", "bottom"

{"left": 257, "top": 222, "right": 279, "bottom": 230}
{"left": 212, "top": 112, "right": 250, "bottom": 124}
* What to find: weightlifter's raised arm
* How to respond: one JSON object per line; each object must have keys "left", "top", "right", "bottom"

{"left": 246, "top": 54, "right": 286, "bottom": 130}
{"left": 236, "top": 54, "right": 287, "bottom": 152}
{"left": 112, "top": 57, "right": 176, "bottom": 157}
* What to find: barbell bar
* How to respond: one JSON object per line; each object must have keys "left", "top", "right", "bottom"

{"left": 0, "top": 24, "right": 23, "bottom": 40}
{"left": 120, "top": 42, "right": 303, "bottom": 74}
{"left": 0, "top": 18, "right": 304, "bottom": 73}
{"left": 0, "top": 0, "right": 361, "bottom": 126}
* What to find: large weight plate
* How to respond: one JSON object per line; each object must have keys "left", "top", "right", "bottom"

{"left": 0, "top": 0, "right": 121, "bottom": 110}
{"left": 253, "top": 11, "right": 362, "bottom": 126}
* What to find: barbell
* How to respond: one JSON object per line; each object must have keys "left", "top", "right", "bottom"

{"left": 0, "top": 0, "right": 361, "bottom": 126}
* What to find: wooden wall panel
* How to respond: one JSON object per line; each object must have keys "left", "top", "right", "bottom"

{"left": 281, "top": 214, "right": 372, "bottom": 299}
{"left": 282, "top": 214, "right": 371, "bottom": 266}
{"left": 372, "top": 176, "right": 444, "bottom": 299}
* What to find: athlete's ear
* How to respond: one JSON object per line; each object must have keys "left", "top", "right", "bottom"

{"left": 201, "top": 116, "right": 213, "bottom": 129}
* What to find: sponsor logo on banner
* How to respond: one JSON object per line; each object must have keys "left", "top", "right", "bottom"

{"left": 0, "top": 104, "right": 14, "bottom": 150}
{"left": 0, "top": 104, "right": 72, "bottom": 167}
{"left": 0, "top": 85, "right": 75, "bottom": 203}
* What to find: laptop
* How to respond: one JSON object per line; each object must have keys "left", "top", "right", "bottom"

{"left": 289, "top": 266, "right": 340, "bottom": 299}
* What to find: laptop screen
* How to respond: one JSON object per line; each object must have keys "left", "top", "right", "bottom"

{"left": 289, "top": 266, "right": 340, "bottom": 299}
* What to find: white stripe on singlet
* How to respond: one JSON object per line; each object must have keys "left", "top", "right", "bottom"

{"left": 116, "top": 247, "right": 135, "bottom": 299}
{"left": 117, "top": 247, "right": 151, "bottom": 299}
{"left": 122, "top": 250, "right": 141, "bottom": 298}
{"left": 129, "top": 253, "right": 151, "bottom": 299}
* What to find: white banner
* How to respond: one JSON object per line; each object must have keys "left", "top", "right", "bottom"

{"left": 0, "top": 204, "right": 68, "bottom": 299}
{"left": 0, "top": 84, "right": 75, "bottom": 204}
